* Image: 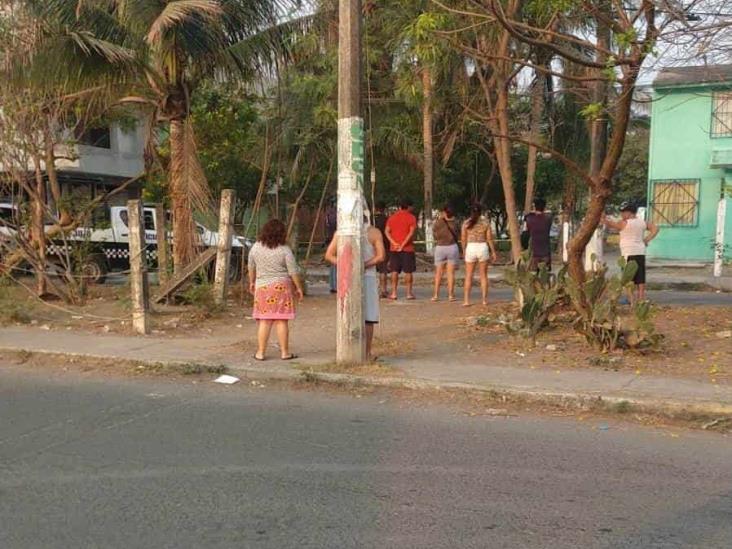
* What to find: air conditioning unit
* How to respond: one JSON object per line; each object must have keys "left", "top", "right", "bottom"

{"left": 710, "top": 148, "right": 732, "bottom": 168}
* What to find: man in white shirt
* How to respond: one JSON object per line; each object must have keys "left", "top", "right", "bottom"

{"left": 603, "top": 202, "right": 659, "bottom": 302}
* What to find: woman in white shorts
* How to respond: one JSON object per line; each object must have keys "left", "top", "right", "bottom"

{"left": 431, "top": 205, "right": 460, "bottom": 302}
{"left": 461, "top": 205, "right": 498, "bottom": 307}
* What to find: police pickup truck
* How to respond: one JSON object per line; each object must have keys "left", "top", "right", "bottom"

{"left": 0, "top": 203, "right": 249, "bottom": 284}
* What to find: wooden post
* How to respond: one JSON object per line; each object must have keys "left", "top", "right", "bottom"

{"left": 128, "top": 199, "right": 150, "bottom": 335}
{"left": 214, "top": 189, "right": 235, "bottom": 306}
{"left": 336, "top": 0, "right": 366, "bottom": 364}
{"left": 32, "top": 162, "right": 47, "bottom": 296}
{"left": 153, "top": 204, "right": 169, "bottom": 286}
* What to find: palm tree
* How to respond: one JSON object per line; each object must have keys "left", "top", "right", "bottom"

{"left": 108, "top": 0, "right": 306, "bottom": 272}
{"left": 23, "top": 0, "right": 305, "bottom": 273}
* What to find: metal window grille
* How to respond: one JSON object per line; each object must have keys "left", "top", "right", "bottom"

{"left": 712, "top": 92, "right": 732, "bottom": 137}
{"left": 650, "top": 179, "right": 700, "bottom": 227}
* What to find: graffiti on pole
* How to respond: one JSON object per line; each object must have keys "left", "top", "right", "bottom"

{"left": 337, "top": 117, "right": 365, "bottom": 236}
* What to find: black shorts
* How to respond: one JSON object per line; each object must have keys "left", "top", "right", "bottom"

{"left": 626, "top": 255, "right": 646, "bottom": 285}
{"left": 376, "top": 252, "right": 390, "bottom": 274}
{"left": 389, "top": 251, "right": 416, "bottom": 274}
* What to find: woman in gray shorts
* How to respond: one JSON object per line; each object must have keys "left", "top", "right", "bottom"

{"left": 431, "top": 205, "right": 460, "bottom": 302}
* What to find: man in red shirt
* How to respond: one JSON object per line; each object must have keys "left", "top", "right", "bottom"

{"left": 385, "top": 198, "right": 418, "bottom": 300}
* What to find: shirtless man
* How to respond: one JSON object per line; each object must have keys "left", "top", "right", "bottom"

{"left": 325, "top": 220, "right": 386, "bottom": 361}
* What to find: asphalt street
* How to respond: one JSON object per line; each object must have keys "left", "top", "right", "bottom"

{"left": 1, "top": 366, "right": 731, "bottom": 549}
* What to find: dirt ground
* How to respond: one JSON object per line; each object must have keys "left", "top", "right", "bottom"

{"left": 1, "top": 276, "right": 731, "bottom": 386}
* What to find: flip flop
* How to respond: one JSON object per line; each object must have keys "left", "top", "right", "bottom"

{"left": 388, "top": 295, "right": 398, "bottom": 300}
{"left": 281, "top": 354, "right": 298, "bottom": 361}
{"left": 406, "top": 295, "right": 416, "bottom": 300}
{"left": 430, "top": 297, "right": 439, "bottom": 302}
{"left": 253, "top": 354, "right": 266, "bottom": 362}
{"left": 448, "top": 296, "right": 457, "bottom": 302}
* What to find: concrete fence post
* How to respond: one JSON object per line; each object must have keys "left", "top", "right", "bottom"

{"left": 127, "top": 199, "right": 150, "bottom": 335}
{"left": 214, "top": 189, "right": 235, "bottom": 306}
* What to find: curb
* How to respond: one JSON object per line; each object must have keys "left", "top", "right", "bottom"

{"left": 4, "top": 346, "right": 732, "bottom": 423}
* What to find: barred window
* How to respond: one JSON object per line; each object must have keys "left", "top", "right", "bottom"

{"left": 712, "top": 92, "right": 732, "bottom": 137}
{"left": 650, "top": 179, "right": 700, "bottom": 227}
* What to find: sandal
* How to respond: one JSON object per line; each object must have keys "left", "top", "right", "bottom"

{"left": 253, "top": 354, "right": 266, "bottom": 362}
{"left": 281, "top": 354, "right": 298, "bottom": 361}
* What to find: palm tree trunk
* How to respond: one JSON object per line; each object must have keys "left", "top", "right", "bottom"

{"left": 43, "top": 126, "right": 71, "bottom": 227}
{"left": 524, "top": 72, "right": 544, "bottom": 212}
{"left": 422, "top": 66, "right": 434, "bottom": 254}
{"left": 491, "top": 83, "right": 522, "bottom": 263}
{"left": 169, "top": 118, "right": 196, "bottom": 274}
{"left": 477, "top": 7, "right": 522, "bottom": 264}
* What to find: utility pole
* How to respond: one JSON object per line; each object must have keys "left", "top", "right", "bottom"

{"left": 336, "top": 0, "right": 366, "bottom": 364}
{"left": 714, "top": 178, "right": 727, "bottom": 278}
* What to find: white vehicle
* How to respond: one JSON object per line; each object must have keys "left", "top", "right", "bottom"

{"left": 0, "top": 202, "right": 250, "bottom": 283}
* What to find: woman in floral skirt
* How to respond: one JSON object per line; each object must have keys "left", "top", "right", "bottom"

{"left": 247, "top": 219, "right": 305, "bottom": 361}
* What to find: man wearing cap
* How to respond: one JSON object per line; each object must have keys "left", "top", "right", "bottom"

{"left": 603, "top": 202, "right": 659, "bottom": 302}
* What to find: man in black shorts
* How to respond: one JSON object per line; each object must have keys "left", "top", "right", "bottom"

{"left": 524, "top": 198, "right": 553, "bottom": 271}
{"left": 385, "top": 199, "right": 418, "bottom": 300}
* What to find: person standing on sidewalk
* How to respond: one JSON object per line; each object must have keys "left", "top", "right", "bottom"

{"left": 248, "top": 219, "right": 305, "bottom": 361}
{"left": 524, "top": 197, "right": 553, "bottom": 271}
{"left": 431, "top": 205, "right": 460, "bottom": 302}
{"left": 324, "top": 198, "right": 338, "bottom": 294}
{"left": 603, "top": 202, "right": 659, "bottom": 302}
{"left": 372, "top": 200, "right": 390, "bottom": 298}
{"left": 385, "top": 198, "right": 417, "bottom": 300}
{"left": 325, "top": 217, "right": 386, "bottom": 361}
{"left": 461, "top": 204, "right": 498, "bottom": 307}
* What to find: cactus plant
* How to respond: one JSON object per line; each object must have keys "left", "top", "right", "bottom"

{"left": 503, "top": 252, "right": 566, "bottom": 345}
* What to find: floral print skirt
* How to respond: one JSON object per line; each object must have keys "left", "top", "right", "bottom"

{"left": 253, "top": 279, "right": 296, "bottom": 321}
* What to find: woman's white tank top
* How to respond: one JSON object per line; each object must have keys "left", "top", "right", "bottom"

{"left": 620, "top": 217, "right": 647, "bottom": 257}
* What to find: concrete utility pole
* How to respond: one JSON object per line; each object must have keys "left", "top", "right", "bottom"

{"left": 127, "top": 199, "right": 150, "bottom": 335}
{"left": 714, "top": 179, "right": 727, "bottom": 278}
{"left": 336, "top": 0, "right": 366, "bottom": 364}
{"left": 213, "top": 189, "right": 235, "bottom": 305}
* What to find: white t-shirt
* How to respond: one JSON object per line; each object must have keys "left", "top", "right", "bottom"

{"left": 619, "top": 217, "right": 647, "bottom": 257}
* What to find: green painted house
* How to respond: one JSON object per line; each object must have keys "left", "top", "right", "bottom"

{"left": 647, "top": 65, "right": 732, "bottom": 264}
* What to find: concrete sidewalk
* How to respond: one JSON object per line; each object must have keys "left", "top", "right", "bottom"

{"left": 1, "top": 325, "right": 731, "bottom": 417}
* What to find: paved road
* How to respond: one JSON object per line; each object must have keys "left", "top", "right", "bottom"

{"left": 1, "top": 367, "right": 731, "bottom": 549}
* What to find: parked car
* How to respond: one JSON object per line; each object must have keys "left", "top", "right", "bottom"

{"left": 0, "top": 202, "right": 251, "bottom": 284}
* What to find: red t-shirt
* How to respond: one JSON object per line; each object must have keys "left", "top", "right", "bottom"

{"left": 386, "top": 209, "right": 417, "bottom": 252}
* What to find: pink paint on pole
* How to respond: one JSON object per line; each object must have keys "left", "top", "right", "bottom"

{"left": 338, "top": 242, "right": 353, "bottom": 312}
